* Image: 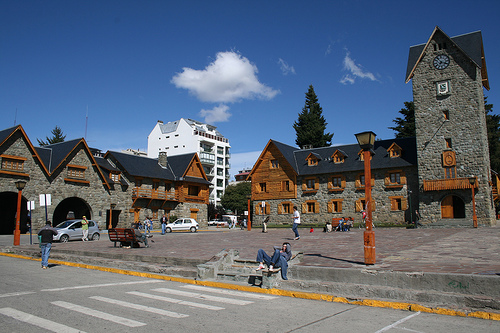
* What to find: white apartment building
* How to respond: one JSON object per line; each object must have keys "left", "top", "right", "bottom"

{"left": 147, "top": 118, "right": 231, "bottom": 205}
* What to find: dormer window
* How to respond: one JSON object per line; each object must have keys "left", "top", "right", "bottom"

{"left": 358, "top": 150, "right": 373, "bottom": 161}
{"left": 387, "top": 143, "right": 402, "bottom": 158}
{"left": 331, "top": 150, "right": 346, "bottom": 164}
{"left": 305, "top": 153, "right": 320, "bottom": 166}
{"left": 110, "top": 172, "right": 121, "bottom": 182}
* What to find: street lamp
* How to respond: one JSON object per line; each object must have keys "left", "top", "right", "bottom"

{"left": 355, "top": 131, "right": 376, "bottom": 265}
{"left": 469, "top": 177, "right": 478, "bottom": 228}
{"left": 109, "top": 203, "right": 116, "bottom": 230}
{"left": 14, "top": 180, "right": 27, "bottom": 246}
{"left": 247, "top": 195, "right": 252, "bottom": 231}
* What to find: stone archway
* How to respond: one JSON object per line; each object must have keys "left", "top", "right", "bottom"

{"left": 0, "top": 191, "right": 28, "bottom": 235}
{"left": 53, "top": 197, "right": 91, "bottom": 226}
{"left": 441, "top": 195, "right": 466, "bottom": 219}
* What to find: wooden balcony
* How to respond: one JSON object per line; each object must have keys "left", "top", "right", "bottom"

{"left": 423, "top": 178, "right": 476, "bottom": 191}
{"left": 132, "top": 188, "right": 177, "bottom": 201}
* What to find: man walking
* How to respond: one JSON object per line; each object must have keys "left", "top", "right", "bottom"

{"left": 38, "top": 221, "right": 58, "bottom": 269}
{"left": 292, "top": 206, "right": 300, "bottom": 240}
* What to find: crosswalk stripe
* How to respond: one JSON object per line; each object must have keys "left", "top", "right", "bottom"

{"left": 42, "top": 279, "right": 162, "bottom": 292}
{"left": 127, "top": 291, "right": 225, "bottom": 311}
{"left": 90, "top": 296, "right": 189, "bottom": 318}
{"left": 0, "top": 307, "right": 85, "bottom": 333}
{"left": 52, "top": 301, "right": 145, "bottom": 327}
{"left": 0, "top": 291, "right": 36, "bottom": 298}
{"left": 152, "top": 288, "right": 254, "bottom": 305}
{"left": 182, "top": 285, "right": 278, "bottom": 300}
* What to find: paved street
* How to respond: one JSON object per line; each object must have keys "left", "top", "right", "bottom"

{"left": 1, "top": 255, "right": 498, "bottom": 332}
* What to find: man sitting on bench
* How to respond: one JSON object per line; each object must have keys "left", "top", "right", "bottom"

{"left": 255, "top": 242, "right": 292, "bottom": 280}
{"left": 133, "top": 224, "right": 149, "bottom": 248}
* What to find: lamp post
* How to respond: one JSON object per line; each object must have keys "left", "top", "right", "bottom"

{"left": 469, "top": 177, "right": 478, "bottom": 228}
{"left": 247, "top": 195, "right": 252, "bottom": 231}
{"left": 109, "top": 203, "right": 116, "bottom": 230}
{"left": 355, "top": 131, "right": 376, "bottom": 265}
{"left": 14, "top": 180, "right": 27, "bottom": 246}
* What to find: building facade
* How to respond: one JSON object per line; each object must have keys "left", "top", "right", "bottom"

{"left": 248, "top": 27, "right": 497, "bottom": 227}
{"left": 148, "top": 118, "right": 231, "bottom": 205}
{"left": 0, "top": 125, "right": 210, "bottom": 234}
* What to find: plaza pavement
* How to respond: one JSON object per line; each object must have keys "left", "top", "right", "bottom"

{"left": 1, "top": 225, "right": 499, "bottom": 315}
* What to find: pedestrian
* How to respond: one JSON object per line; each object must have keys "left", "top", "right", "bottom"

{"left": 292, "top": 206, "right": 300, "bottom": 240}
{"left": 37, "top": 220, "right": 58, "bottom": 269}
{"left": 144, "top": 217, "right": 152, "bottom": 235}
{"left": 81, "top": 216, "right": 89, "bottom": 241}
{"left": 255, "top": 242, "right": 292, "bottom": 280}
{"left": 161, "top": 215, "right": 167, "bottom": 235}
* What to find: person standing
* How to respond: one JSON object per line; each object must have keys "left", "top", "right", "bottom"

{"left": 38, "top": 221, "right": 58, "bottom": 269}
{"left": 81, "top": 216, "right": 89, "bottom": 241}
{"left": 144, "top": 217, "right": 152, "bottom": 235}
{"left": 161, "top": 215, "right": 167, "bottom": 235}
{"left": 292, "top": 206, "right": 300, "bottom": 240}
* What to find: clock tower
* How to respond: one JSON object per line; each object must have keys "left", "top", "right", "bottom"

{"left": 406, "top": 27, "right": 495, "bottom": 226}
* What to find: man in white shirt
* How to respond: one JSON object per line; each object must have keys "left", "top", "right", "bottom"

{"left": 292, "top": 206, "right": 300, "bottom": 240}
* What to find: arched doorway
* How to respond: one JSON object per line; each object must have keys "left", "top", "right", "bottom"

{"left": 0, "top": 191, "right": 28, "bottom": 235}
{"left": 441, "top": 195, "right": 465, "bottom": 218}
{"left": 53, "top": 197, "right": 91, "bottom": 226}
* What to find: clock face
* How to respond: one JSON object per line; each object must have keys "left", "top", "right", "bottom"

{"left": 433, "top": 54, "right": 450, "bottom": 70}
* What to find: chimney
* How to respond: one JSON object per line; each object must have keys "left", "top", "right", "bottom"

{"left": 158, "top": 152, "right": 167, "bottom": 167}
{"left": 157, "top": 120, "right": 163, "bottom": 124}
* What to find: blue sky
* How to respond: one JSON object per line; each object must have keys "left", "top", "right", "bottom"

{"left": 2, "top": 1, "right": 499, "bottom": 179}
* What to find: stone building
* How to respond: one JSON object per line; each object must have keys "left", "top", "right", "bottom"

{"left": 248, "top": 27, "right": 497, "bottom": 227}
{"left": 0, "top": 125, "right": 210, "bottom": 234}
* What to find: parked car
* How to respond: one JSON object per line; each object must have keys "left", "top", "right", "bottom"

{"left": 165, "top": 218, "right": 199, "bottom": 232}
{"left": 207, "top": 219, "right": 227, "bottom": 227}
{"left": 53, "top": 219, "right": 100, "bottom": 242}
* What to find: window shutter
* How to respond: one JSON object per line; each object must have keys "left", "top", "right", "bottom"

{"left": 266, "top": 204, "right": 270, "bottom": 215}
{"left": 356, "top": 200, "right": 362, "bottom": 212}
{"left": 338, "top": 200, "right": 342, "bottom": 212}
{"left": 385, "top": 172, "right": 390, "bottom": 186}
{"left": 302, "top": 181, "right": 307, "bottom": 191}
{"left": 402, "top": 198, "right": 408, "bottom": 210}
{"left": 401, "top": 173, "right": 407, "bottom": 185}
{"left": 328, "top": 201, "right": 332, "bottom": 213}
{"left": 301, "top": 203, "right": 306, "bottom": 214}
{"left": 390, "top": 198, "right": 396, "bottom": 211}
{"left": 315, "top": 202, "right": 319, "bottom": 213}
{"left": 278, "top": 204, "right": 283, "bottom": 214}
{"left": 371, "top": 177, "right": 375, "bottom": 186}
{"left": 315, "top": 178, "right": 320, "bottom": 190}
{"left": 341, "top": 176, "right": 346, "bottom": 189}
{"left": 328, "top": 179, "right": 333, "bottom": 190}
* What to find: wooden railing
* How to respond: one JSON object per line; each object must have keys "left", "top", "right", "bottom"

{"left": 132, "top": 188, "right": 177, "bottom": 200}
{"left": 423, "top": 178, "right": 475, "bottom": 191}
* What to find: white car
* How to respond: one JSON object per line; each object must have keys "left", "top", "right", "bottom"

{"left": 165, "top": 218, "right": 199, "bottom": 233}
{"left": 53, "top": 219, "right": 100, "bottom": 242}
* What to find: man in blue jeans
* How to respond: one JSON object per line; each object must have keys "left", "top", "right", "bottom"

{"left": 255, "top": 242, "right": 292, "bottom": 280}
{"left": 38, "top": 221, "right": 58, "bottom": 269}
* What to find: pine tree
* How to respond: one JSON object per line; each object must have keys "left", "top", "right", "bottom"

{"left": 37, "top": 126, "right": 66, "bottom": 146}
{"left": 485, "top": 97, "right": 500, "bottom": 172}
{"left": 388, "top": 101, "right": 415, "bottom": 138}
{"left": 293, "top": 85, "right": 333, "bottom": 148}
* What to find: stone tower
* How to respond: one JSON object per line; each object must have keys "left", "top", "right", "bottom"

{"left": 405, "top": 27, "right": 495, "bottom": 226}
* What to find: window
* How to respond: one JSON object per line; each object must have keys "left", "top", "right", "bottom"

{"left": 281, "top": 180, "right": 290, "bottom": 192}
{"left": 67, "top": 165, "right": 86, "bottom": 179}
{"left": 328, "top": 199, "right": 343, "bottom": 213}
{"left": 445, "top": 138, "right": 452, "bottom": 149}
{"left": 1, "top": 155, "right": 26, "bottom": 171}
{"left": 110, "top": 173, "right": 120, "bottom": 182}
{"left": 308, "top": 158, "right": 318, "bottom": 166}
{"left": 259, "top": 182, "right": 267, "bottom": 193}
{"left": 332, "top": 150, "right": 345, "bottom": 164}
{"left": 389, "top": 196, "right": 407, "bottom": 211}
{"left": 302, "top": 201, "right": 319, "bottom": 214}
{"left": 328, "top": 175, "right": 345, "bottom": 192}
{"left": 387, "top": 143, "right": 402, "bottom": 158}
{"left": 444, "top": 167, "right": 456, "bottom": 179}
{"left": 390, "top": 172, "right": 400, "bottom": 184}
{"left": 270, "top": 159, "right": 279, "bottom": 169}
{"left": 443, "top": 110, "right": 449, "bottom": 120}
{"left": 278, "top": 202, "right": 292, "bottom": 214}
{"left": 356, "top": 174, "right": 374, "bottom": 189}
{"left": 256, "top": 202, "right": 269, "bottom": 215}
{"left": 188, "top": 185, "right": 200, "bottom": 196}
{"left": 306, "top": 178, "right": 315, "bottom": 189}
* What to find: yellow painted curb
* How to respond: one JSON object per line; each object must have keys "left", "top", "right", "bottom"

{"left": 1, "top": 251, "right": 498, "bottom": 321}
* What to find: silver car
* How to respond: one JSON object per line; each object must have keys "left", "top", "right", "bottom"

{"left": 165, "top": 218, "right": 199, "bottom": 233}
{"left": 53, "top": 219, "right": 100, "bottom": 242}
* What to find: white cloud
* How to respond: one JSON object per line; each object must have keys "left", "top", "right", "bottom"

{"left": 340, "top": 50, "right": 377, "bottom": 85}
{"left": 199, "top": 104, "right": 231, "bottom": 123}
{"left": 278, "top": 58, "right": 296, "bottom": 75}
{"left": 171, "top": 51, "right": 279, "bottom": 103}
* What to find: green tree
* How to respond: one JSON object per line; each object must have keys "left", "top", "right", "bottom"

{"left": 207, "top": 202, "right": 225, "bottom": 221}
{"left": 293, "top": 85, "right": 333, "bottom": 148}
{"left": 485, "top": 97, "right": 500, "bottom": 172}
{"left": 37, "top": 126, "right": 66, "bottom": 146}
{"left": 220, "top": 182, "right": 251, "bottom": 216}
{"left": 389, "top": 101, "right": 416, "bottom": 138}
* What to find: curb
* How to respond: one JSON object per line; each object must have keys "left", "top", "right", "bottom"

{"left": 2, "top": 251, "right": 498, "bottom": 321}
